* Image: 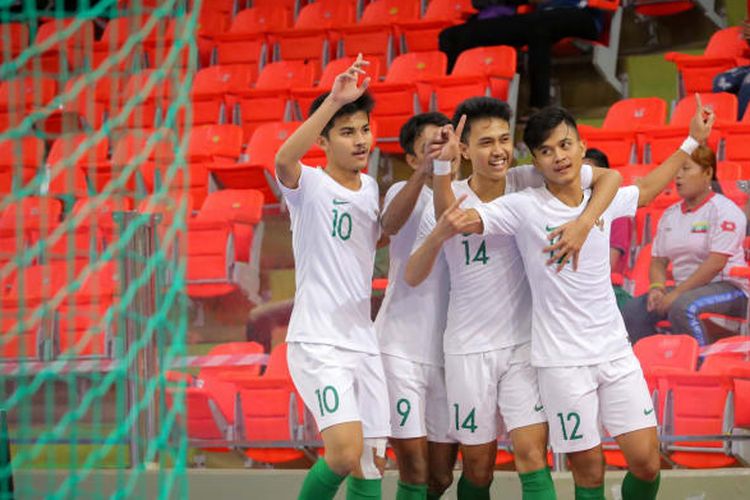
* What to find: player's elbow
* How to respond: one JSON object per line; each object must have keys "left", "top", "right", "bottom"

{"left": 404, "top": 262, "right": 425, "bottom": 287}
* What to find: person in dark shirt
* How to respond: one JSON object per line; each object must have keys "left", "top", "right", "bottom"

{"left": 439, "top": 0, "right": 603, "bottom": 111}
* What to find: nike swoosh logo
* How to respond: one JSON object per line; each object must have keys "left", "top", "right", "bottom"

{"left": 333, "top": 199, "right": 350, "bottom": 205}
{"left": 534, "top": 404, "right": 544, "bottom": 412}
{"left": 544, "top": 225, "right": 557, "bottom": 232}
{"left": 643, "top": 408, "right": 654, "bottom": 416}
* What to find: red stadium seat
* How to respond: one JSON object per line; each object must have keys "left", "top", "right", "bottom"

{"left": 191, "top": 65, "right": 255, "bottom": 125}
{"left": 0, "top": 23, "right": 29, "bottom": 61}
{"left": 109, "top": 128, "right": 177, "bottom": 196}
{"left": 337, "top": 0, "right": 421, "bottom": 71}
{"left": 397, "top": 0, "right": 476, "bottom": 53}
{"left": 665, "top": 26, "right": 750, "bottom": 99}
{"left": 0, "top": 136, "right": 45, "bottom": 194}
{"left": 270, "top": 0, "right": 357, "bottom": 80}
{"left": 45, "top": 133, "right": 110, "bottom": 198}
{"left": 734, "top": 378, "right": 750, "bottom": 429}
{"left": 31, "top": 18, "right": 95, "bottom": 73}
{"left": 0, "top": 77, "right": 58, "bottom": 132}
{"left": 427, "top": 46, "right": 519, "bottom": 124}
{"left": 640, "top": 92, "right": 733, "bottom": 164}
{"left": 368, "top": 51, "right": 447, "bottom": 152}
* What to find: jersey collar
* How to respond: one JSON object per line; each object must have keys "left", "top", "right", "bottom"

{"left": 681, "top": 191, "right": 715, "bottom": 214}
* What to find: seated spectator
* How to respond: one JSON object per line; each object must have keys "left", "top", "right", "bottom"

{"left": 622, "top": 146, "right": 748, "bottom": 346}
{"left": 584, "top": 148, "right": 633, "bottom": 309}
{"left": 713, "top": 20, "right": 750, "bottom": 119}
{"left": 439, "top": 0, "right": 604, "bottom": 111}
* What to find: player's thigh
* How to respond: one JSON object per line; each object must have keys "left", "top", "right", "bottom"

{"left": 382, "top": 354, "right": 428, "bottom": 439}
{"left": 508, "top": 423, "right": 549, "bottom": 473}
{"left": 598, "top": 353, "right": 657, "bottom": 439}
{"left": 444, "top": 352, "right": 499, "bottom": 445}
{"left": 287, "top": 342, "right": 361, "bottom": 433}
{"left": 538, "top": 365, "right": 601, "bottom": 453}
{"left": 498, "top": 343, "right": 547, "bottom": 434}
{"left": 424, "top": 364, "right": 456, "bottom": 444}
{"left": 355, "top": 351, "right": 391, "bottom": 439}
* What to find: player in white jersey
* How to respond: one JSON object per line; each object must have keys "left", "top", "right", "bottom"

{"left": 430, "top": 96, "right": 716, "bottom": 500}
{"left": 376, "top": 112, "right": 461, "bottom": 499}
{"left": 275, "top": 55, "right": 388, "bottom": 500}
{"left": 405, "top": 97, "right": 622, "bottom": 500}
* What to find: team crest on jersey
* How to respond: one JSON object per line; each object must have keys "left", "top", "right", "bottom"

{"left": 691, "top": 221, "right": 709, "bottom": 234}
{"left": 721, "top": 220, "right": 737, "bottom": 232}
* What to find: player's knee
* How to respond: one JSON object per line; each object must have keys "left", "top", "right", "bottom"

{"left": 428, "top": 469, "right": 454, "bottom": 495}
{"left": 628, "top": 452, "right": 660, "bottom": 481}
{"left": 513, "top": 443, "right": 547, "bottom": 472}
{"left": 399, "top": 451, "right": 428, "bottom": 483}
{"left": 327, "top": 446, "right": 363, "bottom": 476}
{"left": 463, "top": 466, "right": 493, "bottom": 487}
{"left": 568, "top": 451, "right": 605, "bottom": 487}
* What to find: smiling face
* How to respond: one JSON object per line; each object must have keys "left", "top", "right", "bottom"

{"left": 461, "top": 117, "right": 513, "bottom": 181}
{"left": 318, "top": 110, "right": 372, "bottom": 172}
{"left": 530, "top": 121, "right": 586, "bottom": 187}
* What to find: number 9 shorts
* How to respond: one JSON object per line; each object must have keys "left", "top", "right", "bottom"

{"left": 537, "top": 351, "right": 657, "bottom": 453}
{"left": 288, "top": 342, "right": 391, "bottom": 438}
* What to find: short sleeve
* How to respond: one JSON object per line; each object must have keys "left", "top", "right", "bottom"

{"left": 580, "top": 163, "right": 593, "bottom": 189}
{"left": 277, "top": 163, "right": 317, "bottom": 207}
{"left": 411, "top": 203, "right": 437, "bottom": 254}
{"left": 652, "top": 209, "right": 671, "bottom": 258}
{"left": 506, "top": 164, "right": 543, "bottom": 192}
{"left": 382, "top": 181, "right": 405, "bottom": 213}
{"left": 709, "top": 201, "right": 746, "bottom": 256}
{"left": 606, "top": 186, "right": 639, "bottom": 220}
{"left": 474, "top": 194, "right": 523, "bottom": 236}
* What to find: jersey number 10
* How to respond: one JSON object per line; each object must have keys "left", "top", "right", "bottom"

{"left": 331, "top": 209, "right": 352, "bottom": 241}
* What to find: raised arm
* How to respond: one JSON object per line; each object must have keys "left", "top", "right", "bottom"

{"left": 545, "top": 166, "right": 622, "bottom": 271}
{"left": 274, "top": 55, "right": 371, "bottom": 189}
{"left": 432, "top": 115, "right": 466, "bottom": 219}
{"left": 405, "top": 195, "right": 478, "bottom": 286}
{"left": 380, "top": 141, "right": 441, "bottom": 236}
{"left": 636, "top": 94, "right": 715, "bottom": 207}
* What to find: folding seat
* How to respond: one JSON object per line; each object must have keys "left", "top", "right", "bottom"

{"left": 0, "top": 77, "right": 58, "bottom": 132}
{"left": 45, "top": 133, "right": 110, "bottom": 199}
{"left": 734, "top": 377, "right": 750, "bottom": 430}
{"left": 291, "top": 56, "right": 383, "bottom": 121}
{"left": 720, "top": 109, "right": 750, "bottom": 167}
{"left": 696, "top": 266, "right": 750, "bottom": 337}
{"left": 0, "top": 23, "right": 29, "bottom": 63}
{"left": 641, "top": 92, "right": 734, "bottom": 164}
{"left": 0, "top": 197, "right": 64, "bottom": 257}
{"left": 214, "top": 5, "right": 292, "bottom": 82}
{"left": 665, "top": 26, "right": 749, "bottom": 98}
{"left": 119, "top": 69, "right": 184, "bottom": 130}
{"left": 662, "top": 372, "right": 737, "bottom": 468}
{"left": 231, "top": 60, "right": 317, "bottom": 141}
{"left": 716, "top": 161, "right": 744, "bottom": 182}
{"left": 190, "top": 65, "right": 255, "bottom": 126}
{"left": 579, "top": 97, "right": 668, "bottom": 167}
{"left": 270, "top": 0, "right": 357, "bottom": 80}
{"left": 230, "top": 343, "right": 308, "bottom": 464}
{"left": 0, "top": 306, "right": 44, "bottom": 360}
{"left": 1, "top": 259, "right": 80, "bottom": 310}
{"left": 186, "top": 189, "right": 265, "bottom": 299}
{"left": 337, "top": 0, "right": 422, "bottom": 71}
{"left": 368, "top": 51, "right": 447, "bottom": 152}
{"left": 91, "top": 15, "right": 157, "bottom": 70}
{"left": 109, "top": 127, "right": 177, "bottom": 197}
{"left": 29, "top": 18, "right": 95, "bottom": 74}
{"left": 60, "top": 74, "right": 128, "bottom": 131}
{"left": 143, "top": 18, "right": 195, "bottom": 70}
{"left": 630, "top": 205, "right": 664, "bottom": 251}
{"left": 426, "top": 46, "right": 518, "bottom": 126}
{"left": 0, "top": 136, "right": 45, "bottom": 195}
{"left": 397, "top": 0, "right": 476, "bottom": 53}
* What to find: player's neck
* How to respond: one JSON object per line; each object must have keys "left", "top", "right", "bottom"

{"left": 546, "top": 176, "right": 584, "bottom": 207}
{"left": 468, "top": 173, "right": 505, "bottom": 202}
{"left": 325, "top": 163, "right": 362, "bottom": 191}
{"left": 683, "top": 188, "right": 712, "bottom": 210}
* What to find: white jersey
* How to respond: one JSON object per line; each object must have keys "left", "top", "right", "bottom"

{"left": 376, "top": 183, "right": 449, "bottom": 366}
{"left": 422, "top": 165, "right": 594, "bottom": 355}
{"left": 653, "top": 192, "right": 748, "bottom": 296}
{"left": 475, "top": 185, "right": 640, "bottom": 367}
{"left": 278, "top": 165, "right": 380, "bottom": 354}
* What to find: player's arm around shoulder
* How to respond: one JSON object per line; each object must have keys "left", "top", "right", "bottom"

{"left": 274, "top": 55, "right": 372, "bottom": 189}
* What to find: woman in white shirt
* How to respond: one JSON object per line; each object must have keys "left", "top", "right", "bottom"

{"left": 622, "top": 146, "right": 748, "bottom": 345}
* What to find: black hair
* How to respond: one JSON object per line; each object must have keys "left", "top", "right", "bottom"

{"left": 524, "top": 106, "right": 579, "bottom": 153}
{"left": 309, "top": 91, "right": 375, "bottom": 138}
{"left": 398, "top": 112, "right": 451, "bottom": 156}
{"left": 452, "top": 97, "right": 512, "bottom": 143}
{"left": 583, "top": 148, "right": 610, "bottom": 169}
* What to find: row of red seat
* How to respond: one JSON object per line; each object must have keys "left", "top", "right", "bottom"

{"left": 580, "top": 92, "right": 750, "bottom": 168}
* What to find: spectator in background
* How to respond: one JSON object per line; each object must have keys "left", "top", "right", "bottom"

{"left": 439, "top": 0, "right": 604, "bottom": 112}
{"left": 622, "top": 146, "right": 748, "bottom": 346}
{"left": 584, "top": 148, "right": 634, "bottom": 309}
{"left": 713, "top": 20, "right": 750, "bottom": 120}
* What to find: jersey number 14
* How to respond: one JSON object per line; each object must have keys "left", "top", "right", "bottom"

{"left": 461, "top": 239, "right": 489, "bottom": 265}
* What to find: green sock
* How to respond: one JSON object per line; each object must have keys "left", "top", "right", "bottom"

{"left": 298, "top": 459, "right": 345, "bottom": 500}
{"left": 397, "top": 480, "right": 427, "bottom": 500}
{"left": 346, "top": 476, "right": 382, "bottom": 499}
{"left": 574, "top": 484, "right": 605, "bottom": 500}
{"left": 622, "top": 471, "right": 660, "bottom": 500}
{"left": 457, "top": 475, "right": 490, "bottom": 500}
{"left": 519, "top": 467, "right": 557, "bottom": 500}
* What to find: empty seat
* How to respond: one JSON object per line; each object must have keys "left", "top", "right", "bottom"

{"left": 397, "top": 0, "right": 476, "bottom": 53}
